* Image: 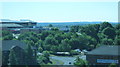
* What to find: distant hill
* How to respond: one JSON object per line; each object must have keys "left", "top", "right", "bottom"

{"left": 37, "top": 22, "right": 118, "bottom": 27}
{"left": 0, "top": 19, "right": 118, "bottom": 27}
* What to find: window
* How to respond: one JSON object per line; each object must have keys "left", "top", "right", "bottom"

{"left": 97, "top": 59, "right": 119, "bottom": 63}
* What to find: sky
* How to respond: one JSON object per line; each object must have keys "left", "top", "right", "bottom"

{"left": 0, "top": 2, "right": 118, "bottom": 22}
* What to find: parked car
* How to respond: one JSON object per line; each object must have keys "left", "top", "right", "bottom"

{"left": 82, "top": 49, "right": 88, "bottom": 55}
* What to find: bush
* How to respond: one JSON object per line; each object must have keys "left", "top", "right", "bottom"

{"left": 74, "top": 56, "right": 88, "bottom": 67}
{"left": 70, "top": 50, "right": 79, "bottom": 56}
{"left": 109, "top": 63, "right": 117, "bottom": 67}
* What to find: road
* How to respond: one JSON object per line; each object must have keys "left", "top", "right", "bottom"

{"left": 50, "top": 59, "right": 64, "bottom": 65}
{"left": 50, "top": 55, "right": 86, "bottom": 65}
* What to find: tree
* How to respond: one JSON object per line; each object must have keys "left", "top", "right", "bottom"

{"left": 38, "top": 50, "right": 51, "bottom": 64}
{"left": 38, "top": 47, "right": 43, "bottom": 53}
{"left": 80, "top": 24, "right": 100, "bottom": 42}
{"left": 115, "top": 24, "right": 120, "bottom": 30}
{"left": 35, "top": 40, "right": 43, "bottom": 48}
{"left": 9, "top": 49, "right": 17, "bottom": 65}
{"left": 48, "top": 24, "right": 53, "bottom": 27}
{"left": 55, "top": 33, "right": 64, "bottom": 43}
{"left": 102, "top": 27, "right": 116, "bottom": 39}
{"left": 2, "top": 31, "right": 13, "bottom": 40}
{"left": 9, "top": 46, "right": 27, "bottom": 65}
{"left": 22, "top": 40, "right": 35, "bottom": 47}
{"left": 114, "top": 35, "right": 120, "bottom": 45}
{"left": 109, "top": 63, "right": 117, "bottom": 67}
{"left": 70, "top": 50, "right": 79, "bottom": 56}
{"left": 100, "top": 22, "right": 114, "bottom": 31}
{"left": 38, "top": 56, "right": 47, "bottom": 64}
{"left": 43, "top": 51, "right": 50, "bottom": 58}
{"left": 39, "top": 31, "right": 54, "bottom": 40}
{"left": 77, "top": 34, "right": 97, "bottom": 50}
{"left": 58, "top": 44, "right": 71, "bottom": 52}
{"left": 42, "top": 51, "right": 50, "bottom": 64}
{"left": 43, "top": 44, "right": 51, "bottom": 51}
{"left": 69, "top": 38, "right": 80, "bottom": 49}
{"left": 101, "top": 38, "right": 114, "bottom": 45}
{"left": 26, "top": 44, "right": 37, "bottom": 65}
{"left": 74, "top": 56, "right": 88, "bottom": 67}
{"left": 62, "top": 33, "right": 72, "bottom": 40}
{"left": 51, "top": 27, "right": 59, "bottom": 31}
{"left": 51, "top": 46, "right": 58, "bottom": 52}
{"left": 116, "top": 30, "right": 120, "bottom": 36}
{"left": 44, "top": 35, "right": 58, "bottom": 45}
{"left": 58, "top": 39, "right": 71, "bottom": 52}
{"left": 70, "top": 26, "right": 80, "bottom": 33}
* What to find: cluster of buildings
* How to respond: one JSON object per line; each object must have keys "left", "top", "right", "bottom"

{"left": 0, "top": 19, "right": 41, "bottom": 34}
{"left": 0, "top": 19, "right": 70, "bottom": 34}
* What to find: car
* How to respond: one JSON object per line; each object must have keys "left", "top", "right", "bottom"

{"left": 82, "top": 50, "right": 88, "bottom": 55}
{"left": 69, "top": 62, "right": 71, "bottom": 64}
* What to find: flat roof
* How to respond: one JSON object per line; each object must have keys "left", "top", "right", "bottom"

{"left": 0, "top": 19, "right": 36, "bottom": 23}
{"left": 0, "top": 24, "right": 23, "bottom": 28}
{"left": 87, "top": 45, "right": 120, "bottom": 56}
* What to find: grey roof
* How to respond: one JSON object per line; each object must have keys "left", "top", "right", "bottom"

{"left": 0, "top": 24, "right": 23, "bottom": 28}
{"left": 0, "top": 19, "right": 35, "bottom": 23}
{"left": 1, "top": 40, "right": 26, "bottom": 51}
{"left": 87, "top": 45, "right": 120, "bottom": 56}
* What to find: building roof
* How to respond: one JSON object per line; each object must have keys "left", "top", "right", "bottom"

{"left": 87, "top": 45, "right": 120, "bottom": 56}
{"left": 0, "top": 24, "right": 23, "bottom": 28}
{"left": 2, "top": 40, "right": 26, "bottom": 51}
{"left": 0, "top": 19, "right": 36, "bottom": 23}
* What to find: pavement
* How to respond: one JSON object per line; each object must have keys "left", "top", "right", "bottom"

{"left": 50, "top": 55, "right": 86, "bottom": 65}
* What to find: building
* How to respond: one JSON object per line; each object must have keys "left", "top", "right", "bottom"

{"left": 0, "top": 19, "right": 38, "bottom": 34}
{"left": 0, "top": 19, "right": 37, "bottom": 28}
{"left": 0, "top": 24, "right": 23, "bottom": 30}
{"left": 0, "top": 24, "right": 23, "bottom": 34}
{"left": 2, "top": 40, "right": 27, "bottom": 65}
{"left": 86, "top": 45, "right": 120, "bottom": 66}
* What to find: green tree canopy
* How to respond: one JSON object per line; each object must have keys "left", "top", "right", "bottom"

{"left": 115, "top": 24, "right": 120, "bottom": 30}
{"left": 51, "top": 27, "right": 59, "bottom": 31}
{"left": 58, "top": 39, "right": 71, "bottom": 52}
{"left": 74, "top": 56, "right": 88, "bottom": 67}
{"left": 100, "top": 22, "right": 114, "bottom": 31}
{"left": 114, "top": 35, "right": 120, "bottom": 45}
{"left": 2, "top": 31, "right": 13, "bottom": 40}
{"left": 48, "top": 24, "right": 53, "bottom": 27}
{"left": 44, "top": 35, "right": 58, "bottom": 45}
{"left": 80, "top": 24, "right": 100, "bottom": 41}
{"left": 26, "top": 44, "right": 37, "bottom": 65}
{"left": 9, "top": 46, "right": 26, "bottom": 65}
{"left": 109, "top": 63, "right": 117, "bottom": 67}
{"left": 102, "top": 27, "right": 116, "bottom": 39}
{"left": 101, "top": 38, "right": 114, "bottom": 45}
